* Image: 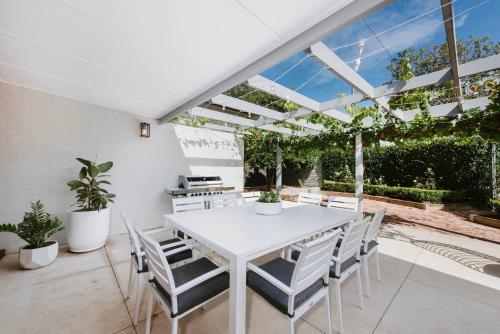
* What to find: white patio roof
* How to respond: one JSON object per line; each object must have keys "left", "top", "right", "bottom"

{"left": 1, "top": 0, "right": 498, "bottom": 136}
{"left": 0, "top": 0, "right": 355, "bottom": 117}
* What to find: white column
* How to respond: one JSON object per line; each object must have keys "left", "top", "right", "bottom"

{"left": 355, "top": 133, "right": 364, "bottom": 218}
{"left": 493, "top": 143, "right": 497, "bottom": 199}
{"left": 276, "top": 144, "right": 283, "bottom": 193}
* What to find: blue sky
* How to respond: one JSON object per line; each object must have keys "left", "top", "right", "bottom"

{"left": 261, "top": 0, "right": 500, "bottom": 104}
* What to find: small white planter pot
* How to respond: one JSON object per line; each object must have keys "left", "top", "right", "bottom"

{"left": 18, "top": 241, "right": 58, "bottom": 269}
{"left": 254, "top": 201, "right": 283, "bottom": 215}
{"left": 67, "top": 208, "right": 111, "bottom": 252}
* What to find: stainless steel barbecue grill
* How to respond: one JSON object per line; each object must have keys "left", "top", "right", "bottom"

{"left": 165, "top": 175, "right": 235, "bottom": 197}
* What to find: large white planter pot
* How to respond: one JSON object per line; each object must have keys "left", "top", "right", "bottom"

{"left": 18, "top": 241, "right": 58, "bottom": 269}
{"left": 67, "top": 208, "right": 111, "bottom": 252}
{"left": 254, "top": 201, "right": 283, "bottom": 215}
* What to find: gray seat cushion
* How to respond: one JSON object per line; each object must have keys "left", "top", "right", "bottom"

{"left": 134, "top": 238, "right": 192, "bottom": 273}
{"left": 360, "top": 240, "right": 378, "bottom": 255}
{"left": 246, "top": 257, "right": 325, "bottom": 317}
{"left": 176, "top": 230, "right": 192, "bottom": 240}
{"left": 291, "top": 248, "right": 357, "bottom": 279}
{"left": 152, "top": 257, "right": 229, "bottom": 317}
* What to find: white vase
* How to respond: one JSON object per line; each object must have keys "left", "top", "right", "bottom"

{"left": 254, "top": 201, "right": 283, "bottom": 215}
{"left": 18, "top": 241, "right": 58, "bottom": 269}
{"left": 67, "top": 208, "right": 111, "bottom": 252}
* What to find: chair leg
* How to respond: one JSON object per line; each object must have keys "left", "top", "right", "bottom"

{"left": 362, "top": 256, "right": 371, "bottom": 297}
{"left": 356, "top": 267, "right": 364, "bottom": 309}
{"left": 126, "top": 258, "right": 134, "bottom": 299}
{"left": 145, "top": 286, "right": 153, "bottom": 334}
{"left": 288, "top": 318, "right": 295, "bottom": 334}
{"left": 375, "top": 249, "right": 382, "bottom": 281}
{"left": 325, "top": 293, "right": 333, "bottom": 334}
{"left": 134, "top": 273, "right": 143, "bottom": 325}
{"left": 333, "top": 280, "right": 343, "bottom": 334}
{"left": 171, "top": 317, "right": 179, "bottom": 334}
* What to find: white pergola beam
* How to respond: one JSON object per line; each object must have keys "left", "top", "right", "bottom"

{"left": 159, "top": 0, "right": 393, "bottom": 123}
{"left": 212, "top": 94, "right": 325, "bottom": 131}
{"left": 394, "top": 96, "right": 489, "bottom": 121}
{"left": 441, "top": 0, "right": 464, "bottom": 112}
{"left": 309, "top": 42, "right": 391, "bottom": 111}
{"left": 320, "top": 54, "right": 500, "bottom": 111}
{"left": 322, "top": 109, "right": 353, "bottom": 123}
{"left": 285, "top": 118, "right": 326, "bottom": 132}
{"left": 258, "top": 124, "right": 312, "bottom": 137}
{"left": 247, "top": 75, "right": 320, "bottom": 110}
{"left": 211, "top": 94, "right": 287, "bottom": 120}
{"left": 190, "top": 107, "right": 264, "bottom": 128}
{"left": 247, "top": 75, "right": 350, "bottom": 123}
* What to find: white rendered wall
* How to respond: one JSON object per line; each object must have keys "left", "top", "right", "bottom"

{"left": 0, "top": 82, "right": 244, "bottom": 253}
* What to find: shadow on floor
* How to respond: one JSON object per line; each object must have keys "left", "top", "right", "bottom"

{"left": 380, "top": 224, "right": 500, "bottom": 278}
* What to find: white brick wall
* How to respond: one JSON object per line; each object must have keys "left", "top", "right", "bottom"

{"left": 0, "top": 82, "right": 244, "bottom": 253}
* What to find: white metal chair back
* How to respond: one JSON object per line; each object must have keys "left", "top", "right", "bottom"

{"left": 136, "top": 229, "right": 179, "bottom": 311}
{"left": 242, "top": 191, "right": 261, "bottom": 202}
{"left": 297, "top": 192, "right": 323, "bottom": 206}
{"left": 212, "top": 193, "right": 240, "bottom": 208}
{"left": 172, "top": 196, "right": 205, "bottom": 214}
{"left": 121, "top": 212, "right": 144, "bottom": 260}
{"left": 364, "top": 207, "right": 387, "bottom": 244}
{"left": 327, "top": 196, "right": 359, "bottom": 211}
{"left": 333, "top": 218, "right": 370, "bottom": 277}
{"left": 291, "top": 230, "right": 341, "bottom": 297}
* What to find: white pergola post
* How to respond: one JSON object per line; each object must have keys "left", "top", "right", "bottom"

{"left": 276, "top": 143, "right": 283, "bottom": 193}
{"left": 493, "top": 143, "right": 497, "bottom": 199}
{"left": 355, "top": 133, "right": 364, "bottom": 218}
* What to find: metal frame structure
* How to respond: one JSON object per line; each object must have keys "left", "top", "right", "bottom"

{"left": 158, "top": 0, "right": 498, "bottom": 135}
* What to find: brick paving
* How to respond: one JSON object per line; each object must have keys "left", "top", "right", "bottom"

{"left": 360, "top": 198, "right": 500, "bottom": 244}
{"left": 258, "top": 187, "right": 500, "bottom": 244}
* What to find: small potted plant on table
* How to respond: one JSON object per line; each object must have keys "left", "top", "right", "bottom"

{"left": 67, "top": 158, "right": 116, "bottom": 252}
{"left": 0, "top": 201, "right": 64, "bottom": 269}
{"left": 254, "top": 191, "right": 283, "bottom": 215}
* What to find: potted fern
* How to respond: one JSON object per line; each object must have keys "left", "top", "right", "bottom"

{"left": 67, "top": 158, "right": 116, "bottom": 252}
{"left": 0, "top": 201, "right": 64, "bottom": 269}
{"left": 254, "top": 191, "right": 282, "bottom": 215}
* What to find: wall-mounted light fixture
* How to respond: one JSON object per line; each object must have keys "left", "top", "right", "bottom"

{"left": 140, "top": 122, "right": 150, "bottom": 137}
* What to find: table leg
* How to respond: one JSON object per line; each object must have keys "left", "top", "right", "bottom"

{"left": 229, "top": 254, "right": 246, "bottom": 334}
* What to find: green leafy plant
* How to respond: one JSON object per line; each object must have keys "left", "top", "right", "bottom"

{"left": 322, "top": 180, "right": 464, "bottom": 204}
{"left": 257, "top": 191, "right": 281, "bottom": 203}
{"left": 67, "top": 158, "right": 116, "bottom": 211}
{"left": 0, "top": 201, "right": 64, "bottom": 249}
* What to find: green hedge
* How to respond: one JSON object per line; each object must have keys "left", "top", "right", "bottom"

{"left": 322, "top": 136, "right": 497, "bottom": 202}
{"left": 491, "top": 199, "right": 500, "bottom": 211}
{"left": 323, "top": 180, "right": 464, "bottom": 204}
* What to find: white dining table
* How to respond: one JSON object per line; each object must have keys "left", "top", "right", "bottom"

{"left": 164, "top": 201, "right": 357, "bottom": 334}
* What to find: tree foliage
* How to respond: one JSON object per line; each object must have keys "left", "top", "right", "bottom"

{"left": 0, "top": 201, "right": 64, "bottom": 249}
{"left": 387, "top": 36, "right": 500, "bottom": 110}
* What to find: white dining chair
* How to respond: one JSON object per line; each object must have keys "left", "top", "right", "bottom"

{"left": 242, "top": 191, "right": 261, "bottom": 202}
{"left": 289, "top": 217, "right": 369, "bottom": 334}
{"left": 171, "top": 197, "right": 205, "bottom": 239}
{"left": 360, "top": 207, "right": 387, "bottom": 297}
{"left": 297, "top": 192, "right": 323, "bottom": 206}
{"left": 327, "top": 196, "right": 359, "bottom": 211}
{"left": 137, "top": 230, "right": 229, "bottom": 334}
{"left": 121, "top": 213, "right": 192, "bottom": 325}
{"left": 328, "top": 218, "right": 370, "bottom": 334}
{"left": 212, "top": 193, "right": 241, "bottom": 208}
{"left": 247, "top": 229, "right": 342, "bottom": 334}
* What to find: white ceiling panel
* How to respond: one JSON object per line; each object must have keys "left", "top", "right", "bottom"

{"left": 0, "top": 33, "right": 181, "bottom": 114}
{"left": 236, "top": 0, "right": 354, "bottom": 39}
{"left": 0, "top": 0, "right": 355, "bottom": 118}
{"left": 0, "top": 62, "right": 163, "bottom": 115}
